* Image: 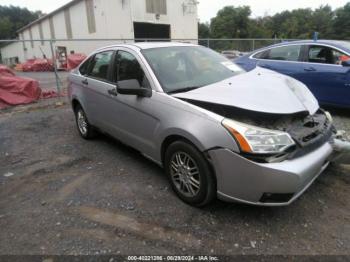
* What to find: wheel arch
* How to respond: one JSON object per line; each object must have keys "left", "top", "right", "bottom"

{"left": 71, "top": 98, "right": 82, "bottom": 112}
{"left": 160, "top": 134, "right": 201, "bottom": 165}
{"left": 159, "top": 132, "right": 217, "bottom": 180}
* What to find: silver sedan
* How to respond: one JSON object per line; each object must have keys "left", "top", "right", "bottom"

{"left": 68, "top": 42, "right": 350, "bottom": 207}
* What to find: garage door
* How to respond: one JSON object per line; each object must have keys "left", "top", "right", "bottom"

{"left": 133, "top": 22, "right": 170, "bottom": 41}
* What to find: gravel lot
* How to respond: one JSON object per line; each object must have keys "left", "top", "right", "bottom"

{"left": 0, "top": 101, "right": 349, "bottom": 256}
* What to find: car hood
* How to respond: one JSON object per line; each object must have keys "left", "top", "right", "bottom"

{"left": 173, "top": 67, "right": 319, "bottom": 115}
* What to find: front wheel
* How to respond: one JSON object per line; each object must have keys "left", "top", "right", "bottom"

{"left": 164, "top": 141, "right": 216, "bottom": 207}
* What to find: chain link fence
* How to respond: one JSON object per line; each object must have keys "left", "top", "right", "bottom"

{"left": 0, "top": 38, "right": 298, "bottom": 96}
{"left": 198, "top": 38, "right": 291, "bottom": 52}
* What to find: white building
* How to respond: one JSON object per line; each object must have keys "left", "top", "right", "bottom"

{"left": 0, "top": 0, "right": 198, "bottom": 65}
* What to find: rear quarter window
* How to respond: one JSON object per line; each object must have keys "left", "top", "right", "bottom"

{"left": 79, "top": 58, "right": 91, "bottom": 75}
{"left": 253, "top": 50, "right": 269, "bottom": 59}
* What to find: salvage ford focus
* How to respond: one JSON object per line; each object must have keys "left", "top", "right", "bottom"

{"left": 68, "top": 43, "right": 350, "bottom": 207}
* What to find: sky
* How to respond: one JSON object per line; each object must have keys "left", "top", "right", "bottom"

{"left": 197, "top": 0, "right": 350, "bottom": 22}
{"left": 0, "top": 0, "right": 349, "bottom": 22}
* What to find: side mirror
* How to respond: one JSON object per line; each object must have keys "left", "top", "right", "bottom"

{"left": 341, "top": 60, "right": 350, "bottom": 67}
{"left": 117, "top": 79, "right": 152, "bottom": 97}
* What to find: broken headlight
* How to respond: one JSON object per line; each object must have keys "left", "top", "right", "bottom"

{"left": 222, "top": 119, "right": 295, "bottom": 154}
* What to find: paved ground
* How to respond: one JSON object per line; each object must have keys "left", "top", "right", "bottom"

{"left": 0, "top": 101, "right": 349, "bottom": 255}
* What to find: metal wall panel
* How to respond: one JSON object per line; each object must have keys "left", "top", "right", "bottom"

{"left": 64, "top": 9, "right": 73, "bottom": 39}
{"left": 85, "top": 0, "right": 96, "bottom": 34}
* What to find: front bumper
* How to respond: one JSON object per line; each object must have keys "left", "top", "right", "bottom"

{"left": 208, "top": 142, "right": 334, "bottom": 206}
{"left": 330, "top": 139, "right": 350, "bottom": 164}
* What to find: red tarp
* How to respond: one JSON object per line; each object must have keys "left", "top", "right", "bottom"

{"left": 67, "top": 53, "right": 87, "bottom": 70}
{"left": 22, "top": 59, "right": 35, "bottom": 72}
{"left": 22, "top": 59, "right": 53, "bottom": 72}
{"left": 0, "top": 65, "right": 41, "bottom": 109}
{"left": 340, "top": 55, "right": 350, "bottom": 62}
{"left": 41, "top": 90, "right": 59, "bottom": 99}
{"left": 32, "top": 59, "right": 53, "bottom": 72}
{"left": 0, "top": 65, "right": 15, "bottom": 76}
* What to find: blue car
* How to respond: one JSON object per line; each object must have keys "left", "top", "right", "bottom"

{"left": 235, "top": 40, "right": 350, "bottom": 108}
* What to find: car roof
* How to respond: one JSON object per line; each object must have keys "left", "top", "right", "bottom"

{"left": 97, "top": 42, "right": 197, "bottom": 52}
{"left": 256, "top": 40, "right": 350, "bottom": 54}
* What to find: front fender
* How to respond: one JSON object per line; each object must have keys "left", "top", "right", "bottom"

{"left": 157, "top": 118, "right": 240, "bottom": 162}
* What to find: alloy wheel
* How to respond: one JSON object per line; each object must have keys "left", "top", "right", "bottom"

{"left": 77, "top": 110, "right": 88, "bottom": 136}
{"left": 170, "top": 151, "right": 201, "bottom": 197}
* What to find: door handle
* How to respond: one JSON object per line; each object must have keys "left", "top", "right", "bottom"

{"left": 304, "top": 67, "right": 316, "bottom": 72}
{"left": 108, "top": 89, "right": 118, "bottom": 96}
{"left": 82, "top": 79, "right": 88, "bottom": 85}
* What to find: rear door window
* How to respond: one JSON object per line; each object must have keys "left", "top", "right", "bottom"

{"left": 257, "top": 45, "right": 302, "bottom": 61}
{"left": 87, "top": 51, "right": 114, "bottom": 81}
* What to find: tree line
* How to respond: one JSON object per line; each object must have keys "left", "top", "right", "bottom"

{"left": 0, "top": 3, "right": 349, "bottom": 41}
{"left": 0, "top": 5, "right": 42, "bottom": 40}
{"left": 199, "top": 3, "right": 350, "bottom": 40}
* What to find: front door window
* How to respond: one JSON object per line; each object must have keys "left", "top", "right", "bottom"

{"left": 115, "top": 51, "right": 150, "bottom": 88}
{"left": 308, "top": 45, "right": 349, "bottom": 65}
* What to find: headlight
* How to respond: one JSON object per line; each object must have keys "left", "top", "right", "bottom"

{"left": 222, "top": 119, "right": 295, "bottom": 154}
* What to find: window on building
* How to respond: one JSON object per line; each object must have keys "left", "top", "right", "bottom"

{"left": 85, "top": 0, "right": 96, "bottom": 34}
{"left": 88, "top": 51, "right": 114, "bottom": 81}
{"left": 64, "top": 9, "right": 73, "bottom": 39}
{"left": 115, "top": 51, "right": 150, "bottom": 88}
{"left": 9, "top": 57, "right": 19, "bottom": 65}
{"left": 146, "top": 0, "right": 167, "bottom": 15}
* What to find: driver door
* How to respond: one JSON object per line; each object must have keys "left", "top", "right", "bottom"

{"left": 102, "top": 49, "right": 160, "bottom": 157}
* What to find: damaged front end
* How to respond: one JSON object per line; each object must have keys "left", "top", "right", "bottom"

{"left": 330, "top": 134, "right": 350, "bottom": 165}
{"left": 184, "top": 99, "right": 350, "bottom": 165}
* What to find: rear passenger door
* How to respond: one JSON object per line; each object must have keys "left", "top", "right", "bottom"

{"left": 298, "top": 45, "right": 350, "bottom": 106}
{"left": 254, "top": 44, "right": 305, "bottom": 79}
{"left": 82, "top": 50, "right": 116, "bottom": 129}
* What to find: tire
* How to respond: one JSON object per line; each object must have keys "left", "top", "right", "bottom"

{"left": 74, "top": 104, "right": 96, "bottom": 139}
{"left": 164, "top": 140, "right": 216, "bottom": 207}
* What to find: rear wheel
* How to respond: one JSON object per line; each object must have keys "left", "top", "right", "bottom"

{"left": 164, "top": 141, "right": 216, "bottom": 207}
{"left": 74, "top": 104, "right": 96, "bottom": 139}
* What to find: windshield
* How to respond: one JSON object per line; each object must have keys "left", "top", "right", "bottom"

{"left": 141, "top": 46, "right": 245, "bottom": 93}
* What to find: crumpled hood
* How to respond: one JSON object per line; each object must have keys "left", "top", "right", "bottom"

{"left": 173, "top": 67, "right": 319, "bottom": 115}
